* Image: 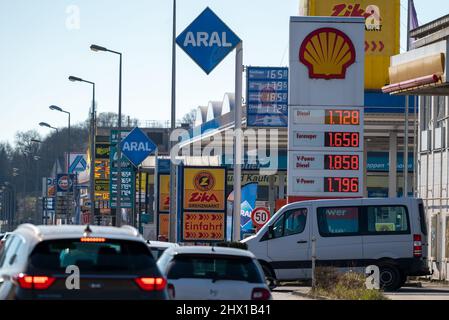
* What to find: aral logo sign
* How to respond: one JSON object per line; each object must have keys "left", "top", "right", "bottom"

{"left": 183, "top": 167, "right": 226, "bottom": 211}
{"left": 176, "top": 7, "right": 241, "bottom": 74}
{"left": 299, "top": 28, "right": 355, "bottom": 80}
{"left": 120, "top": 127, "right": 157, "bottom": 167}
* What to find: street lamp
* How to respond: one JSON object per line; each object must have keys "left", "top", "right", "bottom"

{"left": 39, "top": 122, "right": 59, "bottom": 133}
{"left": 49, "top": 105, "right": 71, "bottom": 173}
{"left": 68, "top": 75, "right": 96, "bottom": 226}
{"left": 90, "top": 44, "right": 123, "bottom": 227}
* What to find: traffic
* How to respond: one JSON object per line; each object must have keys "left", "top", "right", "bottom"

{"left": 1, "top": 0, "right": 449, "bottom": 305}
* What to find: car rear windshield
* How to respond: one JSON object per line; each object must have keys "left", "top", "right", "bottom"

{"left": 28, "top": 239, "right": 157, "bottom": 274}
{"left": 168, "top": 254, "right": 263, "bottom": 284}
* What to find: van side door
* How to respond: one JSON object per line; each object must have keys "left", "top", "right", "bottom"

{"left": 265, "top": 207, "right": 310, "bottom": 280}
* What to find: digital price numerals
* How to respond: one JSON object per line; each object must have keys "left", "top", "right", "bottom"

{"left": 324, "top": 177, "right": 359, "bottom": 193}
{"left": 325, "top": 132, "right": 360, "bottom": 148}
{"left": 324, "top": 155, "right": 359, "bottom": 171}
{"left": 325, "top": 110, "right": 360, "bottom": 125}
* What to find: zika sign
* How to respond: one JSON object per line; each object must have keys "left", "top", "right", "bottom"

{"left": 183, "top": 168, "right": 226, "bottom": 211}
{"left": 183, "top": 212, "right": 225, "bottom": 241}
{"left": 302, "top": 0, "right": 400, "bottom": 89}
{"left": 158, "top": 174, "right": 170, "bottom": 213}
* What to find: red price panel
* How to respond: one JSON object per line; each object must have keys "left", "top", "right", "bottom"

{"left": 325, "top": 132, "right": 360, "bottom": 148}
{"left": 324, "top": 177, "right": 359, "bottom": 193}
{"left": 324, "top": 155, "right": 359, "bottom": 171}
{"left": 325, "top": 110, "right": 360, "bottom": 125}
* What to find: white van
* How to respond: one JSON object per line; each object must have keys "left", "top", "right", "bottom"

{"left": 242, "top": 198, "right": 431, "bottom": 291}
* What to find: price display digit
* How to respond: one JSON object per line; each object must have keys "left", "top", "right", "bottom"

{"left": 324, "top": 177, "right": 359, "bottom": 193}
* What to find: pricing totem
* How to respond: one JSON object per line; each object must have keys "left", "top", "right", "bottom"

{"left": 287, "top": 17, "right": 365, "bottom": 202}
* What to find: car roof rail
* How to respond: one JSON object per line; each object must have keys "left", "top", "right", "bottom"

{"left": 17, "top": 224, "right": 42, "bottom": 237}
{"left": 121, "top": 225, "right": 140, "bottom": 237}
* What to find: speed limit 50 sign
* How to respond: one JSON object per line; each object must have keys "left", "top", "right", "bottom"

{"left": 251, "top": 207, "right": 271, "bottom": 228}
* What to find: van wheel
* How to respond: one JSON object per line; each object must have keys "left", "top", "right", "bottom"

{"left": 262, "top": 264, "right": 277, "bottom": 290}
{"left": 379, "top": 265, "right": 401, "bottom": 292}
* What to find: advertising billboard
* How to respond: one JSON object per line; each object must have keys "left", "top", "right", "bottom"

{"left": 288, "top": 17, "right": 365, "bottom": 200}
{"left": 180, "top": 167, "right": 227, "bottom": 242}
{"left": 183, "top": 168, "right": 226, "bottom": 211}
{"left": 246, "top": 67, "right": 288, "bottom": 127}
{"left": 300, "top": 0, "right": 400, "bottom": 89}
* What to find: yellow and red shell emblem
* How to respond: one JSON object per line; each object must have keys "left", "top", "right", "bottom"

{"left": 299, "top": 28, "right": 356, "bottom": 80}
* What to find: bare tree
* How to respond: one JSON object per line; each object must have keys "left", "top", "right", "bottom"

{"left": 180, "top": 108, "right": 197, "bottom": 127}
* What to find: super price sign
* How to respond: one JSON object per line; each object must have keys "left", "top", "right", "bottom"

{"left": 251, "top": 207, "right": 271, "bottom": 228}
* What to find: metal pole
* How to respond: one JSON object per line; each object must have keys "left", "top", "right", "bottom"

{"left": 90, "top": 84, "right": 96, "bottom": 225}
{"left": 404, "top": 0, "right": 411, "bottom": 198}
{"left": 169, "top": 0, "right": 177, "bottom": 242}
{"left": 311, "top": 237, "right": 317, "bottom": 289}
{"left": 116, "top": 53, "right": 123, "bottom": 227}
{"left": 404, "top": 101, "right": 409, "bottom": 197}
{"left": 67, "top": 112, "right": 72, "bottom": 224}
{"left": 232, "top": 42, "right": 243, "bottom": 242}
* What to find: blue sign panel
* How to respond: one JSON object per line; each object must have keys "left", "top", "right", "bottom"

{"left": 120, "top": 127, "right": 157, "bottom": 167}
{"left": 247, "top": 67, "right": 288, "bottom": 127}
{"left": 176, "top": 7, "right": 241, "bottom": 74}
{"left": 110, "top": 130, "right": 135, "bottom": 209}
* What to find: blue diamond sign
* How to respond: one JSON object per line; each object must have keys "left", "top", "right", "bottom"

{"left": 119, "top": 128, "right": 157, "bottom": 167}
{"left": 176, "top": 7, "right": 241, "bottom": 74}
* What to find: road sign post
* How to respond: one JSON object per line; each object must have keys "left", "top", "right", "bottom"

{"left": 119, "top": 127, "right": 157, "bottom": 229}
{"left": 176, "top": 7, "right": 242, "bottom": 242}
{"left": 233, "top": 42, "right": 243, "bottom": 242}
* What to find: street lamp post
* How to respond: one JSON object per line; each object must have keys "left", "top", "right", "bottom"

{"left": 39, "top": 122, "right": 59, "bottom": 224}
{"left": 90, "top": 44, "right": 123, "bottom": 227}
{"left": 69, "top": 76, "right": 96, "bottom": 225}
{"left": 49, "top": 105, "right": 71, "bottom": 173}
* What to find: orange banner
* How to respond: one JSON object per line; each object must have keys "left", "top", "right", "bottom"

{"left": 304, "top": 0, "right": 400, "bottom": 89}
{"left": 183, "top": 168, "right": 226, "bottom": 211}
{"left": 183, "top": 212, "right": 225, "bottom": 241}
{"left": 158, "top": 213, "right": 169, "bottom": 239}
{"left": 158, "top": 174, "right": 170, "bottom": 212}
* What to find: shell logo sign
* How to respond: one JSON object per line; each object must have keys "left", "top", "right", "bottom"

{"left": 299, "top": 28, "right": 356, "bottom": 80}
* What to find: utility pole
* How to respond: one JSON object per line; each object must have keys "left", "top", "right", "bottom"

{"left": 169, "top": 0, "right": 177, "bottom": 242}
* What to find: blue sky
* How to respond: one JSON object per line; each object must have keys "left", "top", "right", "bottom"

{"left": 0, "top": 0, "right": 448, "bottom": 143}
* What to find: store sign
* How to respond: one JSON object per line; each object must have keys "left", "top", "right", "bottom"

{"left": 183, "top": 168, "right": 226, "bottom": 211}
{"left": 299, "top": 27, "right": 356, "bottom": 80}
{"left": 158, "top": 174, "right": 170, "bottom": 213}
{"left": 183, "top": 212, "right": 225, "bottom": 241}
{"left": 56, "top": 174, "right": 75, "bottom": 193}
{"left": 158, "top": 213, "right": 169, "bottom": 239}
{"left": 109, "top": 130, "right": 135, "bottom": 209}
{"left": 95, "top": 143, "right": 110, "bottom": 159}
{"left": 246, "top": 67, "right": 289, "bottom": 127}
{"left": 303, "top": 0, "right": 400, "bottom": 89}
{"left": 288, "top": 17, "right": 365, "bottom": 199}
{"left": 180, "top": 166, "right": 227, "bottom": 242}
